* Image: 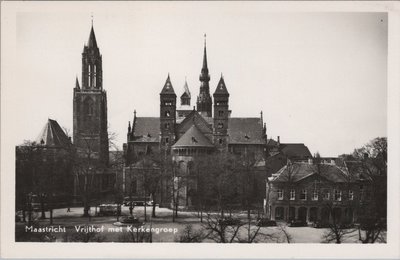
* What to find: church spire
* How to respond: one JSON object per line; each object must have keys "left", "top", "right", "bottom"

{"left": 200, "top": 34, "right": 210, "bottom": 82}
{"left": 197, "top": 34, "right": 212, "bottom": 117}
{"left": 75, "top": 76, "right": 80, "bottom": 89}
{"left": 87, "top": 24, "right": 98, "bottom": 49}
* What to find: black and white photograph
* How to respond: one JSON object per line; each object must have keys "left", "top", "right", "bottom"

{"left": 1, "top": 1, "right": 399, "bottom": 259}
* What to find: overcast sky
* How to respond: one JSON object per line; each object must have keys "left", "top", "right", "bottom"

{"left": 9, "top": 3, "right": 387, "bottom": 157}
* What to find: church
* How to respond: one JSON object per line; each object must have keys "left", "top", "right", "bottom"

{"left": 122, "top": 36, "right": 270, "bottom": 208}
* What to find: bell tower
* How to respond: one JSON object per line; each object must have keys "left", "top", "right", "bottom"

{"left": 213, "top": 75, "right": 229, "bottom": 151}
{"left": 73, "top": 23, "right": 109, "bottom": 166}
{"left": 160, "top": 74, "right": 177, "bottom": 151}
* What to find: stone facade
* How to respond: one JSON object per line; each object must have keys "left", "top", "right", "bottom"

{"left": 266, "top": 161, "right": 372, "bottom": 224}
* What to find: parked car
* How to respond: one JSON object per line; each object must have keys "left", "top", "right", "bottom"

{"left": 97, "top": 204, "right": 121, "bottom": 216}
{"left": 120, "top": 215, "right": 141, "bottom": 224}
{"left": 312, "top": 220, "right": 330, "bottom": 228}
{"left": 122, "top": 197, "right": 153, "bottom": 206}
{"left": 256, "top": 218, "right": 277, "bottom": 227}
{"left": 218, "top": 217, "right": 242, "bottom": 226}
{"left": 289, "top": 219, "right": 308, "bottom": 227}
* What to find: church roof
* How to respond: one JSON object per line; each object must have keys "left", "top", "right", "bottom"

{"left": 35, "top": 119, "right": 71, "bottom": 147}
{"left": 279, "top": 143, "right": 312, "bottom": 159}
{"left": 172, "top": 125, "right": 214, "bottom": 148}
{"left": 214, "top": 76, "right": 229, "bottom": 95}
{"left": 160, "top": 74, "right": 176, "bottom": 95}
{"left": 132, "top": 117, "right": 160, "bottom": 142}
{"left": 228, "top": 118, "right": 264, "bottom": 144}
{"left": 87, "top": 25, "right": 98, "bottom": 48}
{"left": 130, "top": 115, "right": 265, "bottom": 145}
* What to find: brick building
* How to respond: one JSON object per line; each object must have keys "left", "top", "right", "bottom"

{"left": 266, "top": 160, "right": 373, "bottom": 225}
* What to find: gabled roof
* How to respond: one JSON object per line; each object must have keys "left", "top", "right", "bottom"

{"left": 228, "top": 118, "right": 264, "bottom": 144}
{"left": 214, "top": 76, "right": 229, "bottom": 95}
{"left": 160, "top": 74, "right": 176, "bottom": 95}
{"left": 176, "top": 110, "right": 213, "bottom": 134}
{"left": 87, "top": 25, "right": 98, "bottom": 48}
{"left": 280, "top": 143, "right": 312, "bottom": 159}
{"left": 271, "top": 162, "right": 351, "bottom": 183}
{"left": 172, "top": 125, "right": 214, "bottom": 148}
{"left": 132, "top": 117, "right": 160, "bottom": 142}
{"left": 35, "top": 119, "right": 71, "bottom": 147}
{"left": 267, "top": 138, "right": 278, "bottom": 146}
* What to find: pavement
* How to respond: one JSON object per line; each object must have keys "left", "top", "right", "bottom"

{"left": 16, "top": 206, "right": 385, "bottom": 243}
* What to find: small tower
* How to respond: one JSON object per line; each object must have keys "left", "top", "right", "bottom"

{"left": 213, "top": 75, "right": 229, "bottom": 150}
{"left": 196, "top": 34, "right": 212, "bottom": 117}
{"left": 180, "top": 80, "right": 191, "bottom": 106}
{"left": 160, "top": 74, "right": 177, "bottom": 151}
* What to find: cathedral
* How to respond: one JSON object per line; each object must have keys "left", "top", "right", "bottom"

{"left": 124, "top": 37, "right": 268, "bottom": 165}
{"left": 122, "top": 36, "right": 270, "bottom": 208}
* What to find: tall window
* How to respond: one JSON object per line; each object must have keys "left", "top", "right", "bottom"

{"left": 290, "top": 189, "right": 295, "bottom": 200}
{"left": 277, "top": 189, "right": 284, "bottom": 200}
{"left": 334, "top": 189, "right": 342, "bottom": 201}
{"left": 165, "top": 111, "right": 170, "bottom": 117}
{"left": 218, "top": 111, "right": 224, "bottom": 117}
{"left": 323, "top": 190, "right": 330, "bottom": 200}
{"left": 84, "top": 98, "right": 94, "bottom": 116}
{"left": 349, "top": 190, "right": 354, "bottom": 200}
{"left": 312, "top": 190, "right": 318, "bottom": 201}
{"left": 300, "top": 189, "right": 307, "bottom": 200}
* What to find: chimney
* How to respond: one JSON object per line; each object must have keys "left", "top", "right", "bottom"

{"left": 277, "top": 136, "right": 280, "bottom": 144}
{"left": 308, "top": 158, "right": 313, "bottom": 164}
{"left": 330, "top": 159, "right": 335, "bottom": 165}
{"left": 363, "top": 153, "right": 369, "bottom": 160}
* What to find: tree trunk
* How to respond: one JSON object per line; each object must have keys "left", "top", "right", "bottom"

{"left": 152, "top": 201, "right": 156, "bottom": 218}
{"left": 50, "top": 209, "right": 53, "bottom": 224}
{"left": 40, "top": 199, "right": 46, "bottom": 219}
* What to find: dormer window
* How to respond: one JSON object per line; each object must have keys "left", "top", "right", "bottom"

{"left": 191, "top": 137, "right": 198, "bottom": 143}
{"left": 245, "top": 134, "right": 250, "bottom": 139}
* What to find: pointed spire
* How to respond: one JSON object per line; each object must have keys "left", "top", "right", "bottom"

{"left": 87, "top": 23, "right": 98, "bottom": 48}
{"left": 160, "top": 73, "right": 176, "bottom": 95}
{"left": 201, "top": 34, "right": 209, "bottom": 76}
{"left": 182, "top": 79, "right": 191, "bottom": 98}
{"left": 75, "top": 76, "right": 80, "bottom": 89}
{"left": 128, "top": 121, "right": 131, "bottom": 133}
{"left": 214, "top": 74, "right": 229, "bottom": 95}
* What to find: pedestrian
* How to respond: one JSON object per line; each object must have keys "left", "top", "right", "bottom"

{"left": 67, "top": 207, "right": 71, "bottom": 212}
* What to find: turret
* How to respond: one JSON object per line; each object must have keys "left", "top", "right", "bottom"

{"left": 160, "top": 74, "right": 177, "bottom": 151}
{"left": 213, "top": 74, "right": 229, "bottom": 150}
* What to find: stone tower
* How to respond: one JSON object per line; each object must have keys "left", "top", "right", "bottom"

{"left": 73, "top": 24, "right": 109, "bottom": 166}
{"left": 160, "top": 74, "right": 177, "bottom": 151}
{"left": 196, "top": 35, "right": 212, "bottom": 117}
{"left": 213, "top": 75, "right": 229, "bottom": 150}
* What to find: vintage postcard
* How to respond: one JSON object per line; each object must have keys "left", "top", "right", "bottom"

{"left": 1, "top": 1, "right": 399, "bottom": 259}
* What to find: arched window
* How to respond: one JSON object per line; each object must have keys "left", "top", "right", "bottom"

{"left": 84, "top": 97, "right": 94, "bottom": 116}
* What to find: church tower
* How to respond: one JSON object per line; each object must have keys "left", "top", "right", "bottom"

{"left": 160, "top": 74, "right": 177, "bottom": 151}
{"left": 213, "top": 75, "right": 229, "bottom": 151}
{"left": 73, "top": 24, "right": 109, "bottom": 165}
{"left": 196, "top": 35, "right": 212, "bottom": 117}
